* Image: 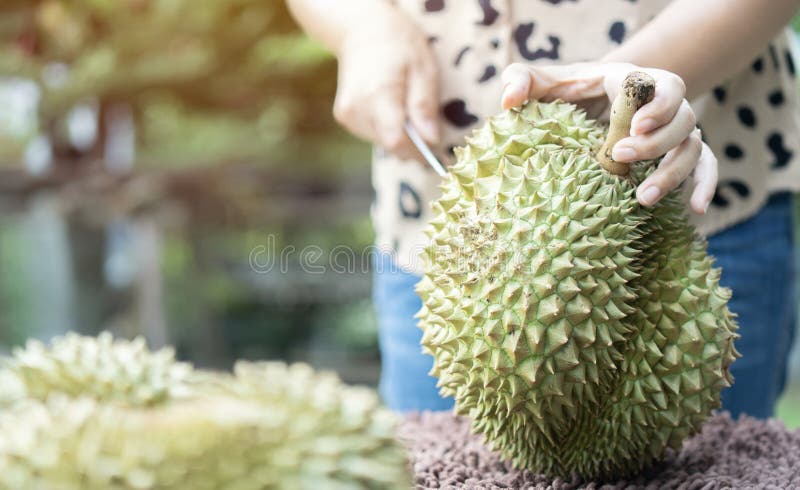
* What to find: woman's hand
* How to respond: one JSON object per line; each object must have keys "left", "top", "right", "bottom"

{"left": 501, "top": 62, "right": 716, "bottom": 215}
{"left": 332, "top": 6, "right": 439, "bottom": 157}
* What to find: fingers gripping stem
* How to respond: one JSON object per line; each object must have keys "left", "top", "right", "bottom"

{"left": 598, "top": 71, "right": 656, "bottom": 175}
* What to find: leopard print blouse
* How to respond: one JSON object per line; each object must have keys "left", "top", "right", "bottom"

{"left": 372, "top": 0, "right": 800, "bottom": 274}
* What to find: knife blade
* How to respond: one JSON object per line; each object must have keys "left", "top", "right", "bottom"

{"left": 404, "top": 121, "right": 448, "bottom": 177}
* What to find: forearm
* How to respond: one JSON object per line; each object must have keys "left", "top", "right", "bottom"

{"left": 286, "top": 0, "right": 397, "bottom": 54}
{"left": 603, "top": 0, "right": 800, "bottom": 99}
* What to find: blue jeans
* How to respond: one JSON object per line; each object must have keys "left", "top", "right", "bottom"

{"left": 710, "top": 193, "right": 797, "bottom": 418}
{"left": 373, "top": 193, "right": 797, "bottom": 417}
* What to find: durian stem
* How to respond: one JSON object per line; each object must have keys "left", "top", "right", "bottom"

{"left": 597, "top": 71, "right": 656, "bottom": 175}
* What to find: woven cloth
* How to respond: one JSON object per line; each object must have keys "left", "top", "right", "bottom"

{"left": 399, "top": 412, "right": 800, "bottom": 489}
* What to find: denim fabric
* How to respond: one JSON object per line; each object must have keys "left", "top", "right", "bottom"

{"left": 372, "top": 254, "right": 455, "bottom": 412}
{"left": 709, "top": 192, "right": 797, "bottom": 418}
{"left": 373, "top": 194, "right": 797, "bottom": 416}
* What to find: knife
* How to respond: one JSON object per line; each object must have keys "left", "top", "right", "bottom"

{"left": 404, "top": 121, "right": 448, "bottom": 177}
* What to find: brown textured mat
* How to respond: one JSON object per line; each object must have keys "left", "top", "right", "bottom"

{"left": 399, "top": 412, "right": 800, "bottom": 489}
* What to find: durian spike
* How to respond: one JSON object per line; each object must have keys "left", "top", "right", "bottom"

{"left": 597, "top": 71, "right": 656, "bottom": 175}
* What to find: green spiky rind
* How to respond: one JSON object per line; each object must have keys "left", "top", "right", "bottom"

{"left": 417, "top": 101, "right": 739, "bottom": 480}
{"left": 535, "top": 191, "right": 740, "bottom": 479}
{"left": 418, "top": 101, "right": 645, "bottom": 472}
{"left": 588, "top": 191, "right": 739, "bottom": 477}
{"left": 0, "top": 335, "right": 410, "bottom": 489}
{"left": 0, "top": 332, "right": 191, "bottom": 408}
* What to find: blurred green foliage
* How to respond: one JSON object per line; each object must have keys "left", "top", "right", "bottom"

{"left": 0, "top": 1, "right": 378, "bottom": 381}
{"left": 0, "top": 0, "right": 362, "bottom": 169}
{"left": 777, "top": 388, "right": 800, "bottom": 428}
{"left": 0, "top": 216, "right": 36, "bottom": 347}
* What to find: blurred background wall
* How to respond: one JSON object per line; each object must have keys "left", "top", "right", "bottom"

{"left": 0, "top": 1, "right": 799, "bottom": 425}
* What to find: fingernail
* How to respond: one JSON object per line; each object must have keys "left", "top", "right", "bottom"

{"left": 612, "top": 145, "right": 636, "bottom": 162}
{"left": 386, "top": 131, "right": 404, "bottom": 150}
{"left": 633, "top": 118, "right": 657, "bottom": 135}
{"left": 704, "top": 201, "right": 710, "bottom": 214}
{"left": 502, "top": 84, "right": 523, "bottom": 108}
{"left": 421, "top": 120, "right": 440, "bottom": 142}
{"left": 639, "top": 186, "right": 661, "bottom": 206}
{"left": 501, "top": 87, "right": 513, "bottom": 107}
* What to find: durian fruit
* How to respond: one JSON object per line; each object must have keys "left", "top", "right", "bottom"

{"left": 0, "top": 332, "right": 191, "bottom": 408}
{"left": 0, "top": 334, "right": 410, "bottom": 490}
{"left": 417, "top": 72, "right": 739, "bottom": 480}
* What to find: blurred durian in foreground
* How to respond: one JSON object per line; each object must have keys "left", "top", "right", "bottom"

{"left": 416, "top": 72, "right": 739, "bottom": 480}
{"left": 0, "top": 333, "right": 410, "bottom": 489}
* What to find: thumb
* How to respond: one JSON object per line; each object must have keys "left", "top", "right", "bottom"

{"left": 373, "top": 89, "right": 407, "bottom": 151}
{"left": 501, "top": 63, "right": 606, "bottom": 109}
{"left": 407, "top": 60, "right": 440, "bottom": 143}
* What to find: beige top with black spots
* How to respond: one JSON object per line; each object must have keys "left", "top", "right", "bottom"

{"left": 372, "top": 0, "right": 800, "bottom": 275}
